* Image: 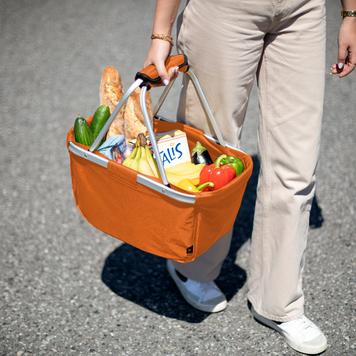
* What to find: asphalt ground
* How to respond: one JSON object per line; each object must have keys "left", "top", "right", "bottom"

{"left": 0, "top": 0, "right": 355, "bottom": 355}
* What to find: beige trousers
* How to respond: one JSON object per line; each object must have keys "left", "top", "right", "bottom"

{"left": 172, "top": 0, "right": 326, "bottom": 322}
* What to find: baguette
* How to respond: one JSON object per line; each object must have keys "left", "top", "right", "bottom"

{"left": 99, "top": 66, "right": 125, "bottom": 137}
{"left": 124, "top": 87, "right": 153, "bottom": 141}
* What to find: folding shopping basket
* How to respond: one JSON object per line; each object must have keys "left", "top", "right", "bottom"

{"left": 66, "top": 54, "right": 253, "bottom": 263}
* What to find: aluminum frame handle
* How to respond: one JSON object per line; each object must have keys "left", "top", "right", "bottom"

{"left": 152, "top": 69, "right": 226, "bottom": 147}
{"left": 185, "top": 70, "right": 226, "bottom": 146}
{"left": 140, "top": 68, "right": 226, "bottom": 187}
{"left": 140, "top": 86, "right": 170, "bottom": 186}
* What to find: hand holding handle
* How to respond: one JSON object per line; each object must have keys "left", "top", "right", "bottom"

{"left": 135, "top": 54, "right": 189, "bottom": 87}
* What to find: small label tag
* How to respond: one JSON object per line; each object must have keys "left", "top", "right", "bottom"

{"left": 186, "top": 245, "right": 194, "bottom": 254}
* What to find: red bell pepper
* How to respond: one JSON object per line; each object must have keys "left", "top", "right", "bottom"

{"left": 199, "top": 154, "right": 236, "bottom": 191}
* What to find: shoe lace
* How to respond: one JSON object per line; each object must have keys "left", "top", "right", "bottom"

{"left": 301, "top": 317, "right": 314, "bottom": 330}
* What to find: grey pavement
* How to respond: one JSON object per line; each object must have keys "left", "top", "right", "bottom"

{"left": 0, "top": 0, "right": 355, "bottom": 355}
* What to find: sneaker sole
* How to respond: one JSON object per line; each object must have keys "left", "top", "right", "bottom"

{"left": 249, "top": 302, "right": 327, "bottom": 355}
{"left": 166, "top": 261, "right": 227, "bottom": 313}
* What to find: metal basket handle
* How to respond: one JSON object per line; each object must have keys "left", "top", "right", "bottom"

{"left": 90, "top": 54, "right": 226, "bottom": 187}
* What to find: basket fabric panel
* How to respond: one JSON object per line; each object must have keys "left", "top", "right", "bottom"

{"left": 70, "top": 153, "right": 196, "bottom": 261}
{"left": 193, "top": 175, "right": 250, "bottom": 257}
{"left": 153, "top": 120, "right": 253, "bottom": 258}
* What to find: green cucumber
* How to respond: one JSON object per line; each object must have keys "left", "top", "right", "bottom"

{"left": 74, "top": 117, "right": 94, "bottom": 146}
{"left": 91, "top": 105, "right": 110, "bottom": 140}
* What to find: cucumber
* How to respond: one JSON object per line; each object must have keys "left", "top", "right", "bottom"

{"left": 90, "top": 105, "right": 110, "bottom": 140}
{"left": 74, "top": 117, "right": 94, "bottom": 146}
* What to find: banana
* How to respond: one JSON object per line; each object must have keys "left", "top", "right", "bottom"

{"left": 145, "top": 146, "right": 159, "bottom": 178}
{"left": 165, "top": 162, "right": 205, "bottom": 176}
{"left": 138, "top": 146, "right": 155, "bottom": 176}
{"left": 165, "top": 162, "right": 205, "bottom": 186}
{"left": 122, "top": 147, "right": 135, "bottom": 168}
{"left": 166, "top": 171, "right": 202, "bottom": 186}
{"left": 122, "top": 144, "right": 139, "bottom": 169}
{"left": 130, "top": 144, "right": 141, "bottom": 171}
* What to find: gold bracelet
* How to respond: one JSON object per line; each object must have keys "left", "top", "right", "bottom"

{"left": 341, "top": 10, "right": 356, "bottom": 18}
{"left": 151, "top": 33, "right": 174, "bottom": 46}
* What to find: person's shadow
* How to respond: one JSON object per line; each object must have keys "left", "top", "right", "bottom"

{"left": 101, "top": 155, "right": 324, "bottom": 322}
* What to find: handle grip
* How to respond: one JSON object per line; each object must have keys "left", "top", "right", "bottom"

{"left": 135, "top": 54, "right": 189, "bottom": 87}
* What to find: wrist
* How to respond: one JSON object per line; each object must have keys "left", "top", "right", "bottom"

{"left": 342, "top": 15, "right": 356, "bottom": 23}
{"left": 152, "top": 23, "right": 172, "bottom": 36}
{"left": 151, "top": 33, "right": 174, "bottom": 46}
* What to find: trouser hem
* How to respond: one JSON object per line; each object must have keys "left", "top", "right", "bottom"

{"left": 171, "top": 259, "right": 220, "bottom": 282}
{"left": 247, "top": 296, "right": 304, "bottom": 323}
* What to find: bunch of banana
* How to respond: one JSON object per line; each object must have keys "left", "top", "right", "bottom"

{"left": 123, "top": 133, "right": 159, "bottom": 178}
{"left": 165, "top": 162, "right": 205, "bottom": 186}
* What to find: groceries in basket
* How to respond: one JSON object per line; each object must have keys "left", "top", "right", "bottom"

{"left": 219, "top": 154, "right": 245, "bottom": 176}
{"left": 199, "top": 154, "right": 236, "bottom": 191}
{"left": 100, "top": 65, "right": 153, "bottom": 141}
{"left": 123, "top": 133, "right": 159, "bottom": 178}
{"left": 73, "top": 65, "right": 152, "bottom": 149}
{"left": 73, "top": 105, "right": 111, "bottom": 146}
{"left": 71, "top": 62, "right": 245, "bottom": 194}
{"left": 176, "top": 179, "right": 214, "bottom": 192}
{"left": 97, "top": 135, "right": 130, "bottom": 163}
{"left": 191, "top": 141, "right": 213, "bottom": 165}
{"left": 165, "top": 161, "right": 205, "bottom": 186}
{"left": 155, "top": 130, "right": 191, "bottom": 168}
{"left": 74, "top": 117, "right": 94, "bottom": 146}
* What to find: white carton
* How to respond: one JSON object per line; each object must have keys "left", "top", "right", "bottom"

{"left": 155, "top": 130, "right": 191, "bottom": 168}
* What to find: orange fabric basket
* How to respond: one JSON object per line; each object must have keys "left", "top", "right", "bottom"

{"left": 66, "top": 55, "right": 253, "bottom": 263}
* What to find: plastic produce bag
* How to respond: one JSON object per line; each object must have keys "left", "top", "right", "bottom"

{"left": 97, "top": 135, "right": 128, "bottom": 163}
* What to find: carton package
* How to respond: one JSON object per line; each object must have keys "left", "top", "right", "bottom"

{"left": 156, "top": 130, "right": 191, "bottom": 168}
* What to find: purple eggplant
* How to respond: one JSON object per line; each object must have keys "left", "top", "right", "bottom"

{"left": 191, "top": 141, "right": 213, "bottom": 165}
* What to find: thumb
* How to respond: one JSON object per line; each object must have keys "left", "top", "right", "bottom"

{"left": 337, "top": 43, "right": 348, "bottom": 71}
{"left": 154, "top": 60, "right": 170, "bottom": 86}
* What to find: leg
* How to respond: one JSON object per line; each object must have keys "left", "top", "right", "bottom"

{"left": 173, "top": 0, "right": 267, "bottom": 281}
{"left": 172, "top": 230, "right": 232, "bottom": 282}
{"left": 247, "top": 0, "right": 326, "bottom": 322}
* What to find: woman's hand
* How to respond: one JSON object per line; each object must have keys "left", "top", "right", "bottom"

{"left": 330, "top": 17, "right": 356, "bottom": 77}
{"left": 144, "top": 39, "right": 179, "bottom": 85}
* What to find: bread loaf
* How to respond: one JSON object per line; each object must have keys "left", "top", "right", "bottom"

{"left": 100, "top": 66, "right": 125, "bottom": 137}
{"left": 100, "top": 65, "right": 153, "bottom": 141}
{"left": 123, "top": 87, "right": 153, "bottom": 141}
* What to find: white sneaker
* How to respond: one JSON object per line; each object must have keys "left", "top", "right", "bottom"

{"left": 166, "top": 260, "right": 227, "bottom": 313}
{"left": 249, "top": 302, "right": 328, "bottom": 354}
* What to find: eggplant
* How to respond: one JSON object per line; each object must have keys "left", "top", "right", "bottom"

{"left": 191, "top": 141, "right": 213, "bottom": 165}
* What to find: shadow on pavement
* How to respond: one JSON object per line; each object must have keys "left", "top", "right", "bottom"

{"left": 101, "top": 155, "right": 324, "bottom": 322}
{"left": 309, "top": 194, "right": 324, "bottom": 229}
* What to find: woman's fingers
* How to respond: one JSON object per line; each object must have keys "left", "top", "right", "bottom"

{"left": 142, "top": 59, "right": 179, "bottom": 85}
{"left": 155, "top": 63, "right": 179, "bottom": 85}
{"left": 338, "top": 62, "right": 355, "bottom": 77}
{"left": 154, "top": 60, "right": 170, "bottom": 85}
{"left": 143, "top": 39, "right": 174, "bottom": 85}
{"left": 337, "top": 43, "right": 348, "bottom": 68}
{"left": 330, "top": 55, "right": 355, "bottom": 77}
{"left": 330, "top": 62, "right": 353, "bottom": 77}
{"left": 167, "top": 65, "right": 179, "bottom": 81}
